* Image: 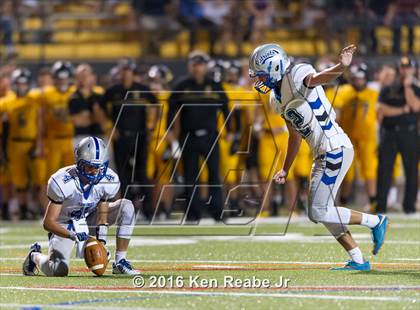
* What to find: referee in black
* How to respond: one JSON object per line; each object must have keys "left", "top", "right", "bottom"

{"left": 166, "top": 51, "right": 232, "bottom": 221}
{"left": 101, "top": 59, "right": 157, "bottom": 216}
{"left": 377, "top": 56, "right": 420, "bottom": 214}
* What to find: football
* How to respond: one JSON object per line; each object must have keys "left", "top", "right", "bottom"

{"left": 83, "top": 236, "right": 108, "bottom": 276}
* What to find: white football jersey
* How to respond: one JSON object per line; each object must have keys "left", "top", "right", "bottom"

{"left": 47, "top": 165, "right": 120, "bottom": 223}
{"left": 270, "top": 63, "right": 352, "bottom": 157}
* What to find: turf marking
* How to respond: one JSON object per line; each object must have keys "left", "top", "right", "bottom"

{"left": 0, "top": 304, "right": 160, "bottom": 310}
{"left": 1, "top": 257, "right": 420, "bottom": 266}
{"left": 0, "top": 287, "right": 416, "bottom": 302}
{"left": 1, "top": 233, "right": 419, "bottom": 250}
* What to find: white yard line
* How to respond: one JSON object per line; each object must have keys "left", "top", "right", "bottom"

{"left": 0, "top": 258, "right": 419, "bottom": 266}
{"left": 0, "top": 287, "right": 415, "bottom": 302}
{"left": 0, "top": 228, "right": 10, "bottom": 234}
{"left": 1, "top": 236, "right": 419, "bottom": 250}
{"left": 0, "top": 304, "right": 162, "bottom": 310}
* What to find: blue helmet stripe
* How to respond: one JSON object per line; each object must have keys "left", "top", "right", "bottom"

{"left": 92, "top": 136, "right": 100, "bottom": 160}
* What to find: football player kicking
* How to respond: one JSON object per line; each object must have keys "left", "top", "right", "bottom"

{"left": 23, "top": 137, "right": 140, "bottom": 276}
{"left": 249, "top": 44, "right": 389, "bottom": 271}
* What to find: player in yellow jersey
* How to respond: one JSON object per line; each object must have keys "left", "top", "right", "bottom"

{"left": 147, "top": 65, "right": 175, "bottom": 218}
{"left": 256, "top": 92, "right": 297, "bottom": 216}
{"left": 335, "top": 63, "right": 379, "bottom": 209}
{"left": 42, "top": 61, "right": 76, "bottom": 178}
{"left": 218, "top": 61, "right": 246, "bottom": 215}
{"left": 3, "top": 68, "right": 46, "bottom": 219}
{"left": 0, "top": 72, "right": 16, "bottom": 219}
{"left": 235, "top": 63, "right": 263, "bottom": 206}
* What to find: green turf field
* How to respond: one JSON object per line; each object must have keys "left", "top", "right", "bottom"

{"left": 0, "top": 214, "right": 419, "bottom": 309}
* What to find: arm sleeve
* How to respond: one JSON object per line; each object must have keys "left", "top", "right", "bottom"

{"left": 293, "top": 64, "right": 317, "bottom": 93}
{"left": 47, "top": 177, "right": 65, "bottom": 204}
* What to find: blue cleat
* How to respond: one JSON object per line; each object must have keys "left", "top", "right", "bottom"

{"left": 371, "top": 214, "right": 389, "bottom": 255}
{"left": 331, "top": 260, "right": 371, "bottom": 271}
{"left": 112, "top": 258, "right": 141, "bottom": 276}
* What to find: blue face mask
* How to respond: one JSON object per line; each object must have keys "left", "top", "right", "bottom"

{"left": 251, "top": 71, "right": 278, "bottom": 94}
{"left": 77, "top": 159, "right": 109, "bottom": 185}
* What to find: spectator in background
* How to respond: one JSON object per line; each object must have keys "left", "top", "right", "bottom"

{"left": 244, "top": 0, "right": 275, "bottom": 44}
{"left": 384, "top": 0, "right": 420, "bottom": 54}
{"left": 368, "top": 64, "right": 397, "bottom": 93}
{"left": 131, "top": 0, "right": 180, "bottom": 55}
{"left": 352, "top": 0, "right": 378, "bottom": 54}
{"left": 68, "top": 64, "right": 109, "bottom": 146}
{"left": 37, "top": 67, "right": 53, "bottom": 88}
{"left": 326, "top": 1, "right": 354, "bottom": 53}
{"left": 0, "top": 0, "right": 15, "bottom": 59}
{"left": 377, "top": 56, "right": 420, "bottom": 214}
{"left": 201, "top": 0, "right": 233, "bottom": 55}
{"left": 299, "top": 0, "right": 326, "bottom": 30}
{"left": 368, "top": 0, "right": 394, "bottom": 54}
{"left": 178, "top": 0, "right": 219, "bottom": 55}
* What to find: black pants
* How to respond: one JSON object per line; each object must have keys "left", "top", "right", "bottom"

{"left": 181, "top": 131, "right": 222, "bottom": 221}
{"left": 113, "top": 131, "right": 151, "bottom": 213}
{"left": 377, "top": 124, "right": 418, "bottom": 213}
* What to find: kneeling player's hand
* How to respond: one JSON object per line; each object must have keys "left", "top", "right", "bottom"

{"left": 273, "top": 169, "right": 288, "bottom": 184}
{"left": 69, "top": 231, "right": 89, "bottom": 242}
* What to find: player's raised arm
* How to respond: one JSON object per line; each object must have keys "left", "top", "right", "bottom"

{"left": 304, "top": 45, "right": 357, "bottom": 88}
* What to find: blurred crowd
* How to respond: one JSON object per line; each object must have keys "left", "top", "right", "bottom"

{"left": 1, "top": 0, "right": 419, "bottom": 59}
{"left": 0, "top": 50, "right": 419, "bottom": 221}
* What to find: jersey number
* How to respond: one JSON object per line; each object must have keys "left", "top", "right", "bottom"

{"left": 286, "top": 109, "right": 312, "bottom": 138}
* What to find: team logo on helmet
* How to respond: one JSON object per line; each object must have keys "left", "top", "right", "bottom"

{"left": 255, "top": 49, "right": 280, "bottom": 66}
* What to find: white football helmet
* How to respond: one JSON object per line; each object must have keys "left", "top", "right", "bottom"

{"left": 75, "top": 137, "right": 109, "bottom": 184}
{"left": 249, "top": 43, "right": 291, "bottom": 94}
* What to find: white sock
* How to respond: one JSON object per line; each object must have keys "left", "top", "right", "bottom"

{"left": 115, "top": 251, "right": 127, "bottom": 263}
{"left": 361, "top": 213, "right": 380, "bottom": 228}
{"left": 348, "top": 247, "right": 364, "bottom": 264}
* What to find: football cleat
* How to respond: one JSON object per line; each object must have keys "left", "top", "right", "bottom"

{"left": 112, "top": 259, "right": 141, "bottom": 275}
{"left": 22, "top": 242, "right": 41, "bottom": 276}
{"left": 331, "top": 260, "right": 371, "bottom": 271}
{"left": 371, "top": 214, "right": 389, "bottom": 255}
